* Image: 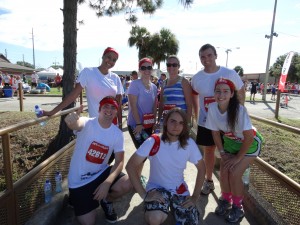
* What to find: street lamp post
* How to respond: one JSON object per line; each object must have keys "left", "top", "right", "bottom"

{"left": 218, "top": 47, "right": 240, "bottom": 67}
{"left": 262, "top": 0, "right": 278, "bottom": 101}
{"left": 225, "top": 49, "right": 232, "bottom": 67}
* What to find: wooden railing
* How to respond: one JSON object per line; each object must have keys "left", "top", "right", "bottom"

{"left": 0, "top": 106, "right": 80, "bottom": 225}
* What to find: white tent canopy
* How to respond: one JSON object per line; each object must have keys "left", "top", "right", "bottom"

{"left": 37, "top": 67, "right": 63, "bottom": 78}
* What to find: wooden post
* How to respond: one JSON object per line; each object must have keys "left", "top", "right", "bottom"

{"left": 18, "top": 83, "right": 24, "bottom": 111}
{"left": 275, "top": 90, "right": 281, "bottom": 119}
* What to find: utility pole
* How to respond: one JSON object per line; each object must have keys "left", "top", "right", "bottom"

{"left": 31, "top": 28, "right": 36, "bottom": 69}
{"left": 262, "top": 0, "right": 278, "bottom": 101}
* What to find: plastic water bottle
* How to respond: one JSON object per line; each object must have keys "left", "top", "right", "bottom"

{"left": 134, "top": 126, "right": 142, "bottom": 144}
{"left": 44, "top": 179, "right": 52, "bottom": 203}
{"left": 55, "top": 171, "right": 63, "bottom": 193}
{"left": 242, "top": 167, "right": 250, "bottom": 185}
{"left": 34, "top": 105, "right": 46, "bottom": 126}
{"left": 141, "top": 130, "right": 149, "bottom": 140}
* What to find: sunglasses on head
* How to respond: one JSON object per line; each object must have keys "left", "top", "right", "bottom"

{"left": 140, "top": 66, "right": 153, "bottom": 71}
{"left": 166, "top": 63, "right": 179, "bottom": 67}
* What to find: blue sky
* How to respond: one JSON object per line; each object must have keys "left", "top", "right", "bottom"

{"left": 0, "top": 0, "right": 299, "bottom": 74}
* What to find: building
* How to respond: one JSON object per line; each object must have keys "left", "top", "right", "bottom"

{"left": 0, "top": 54, "right": 35, "bottom": 75}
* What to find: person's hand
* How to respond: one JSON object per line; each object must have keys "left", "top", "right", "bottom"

{"left": 144, "top": 189, "right": 165, "bottom": 203}
{"left": 64, "top": 105, "right": 83, "bottom": 126}
{"left": 181, "top": 195, "right": 197, "bottom": 209}
{"left": 134, "top": 124, "right": 143, "bottom": 135}
{"left": 42, "top": 110, "right": 54, "bottom": 117}
{"left": 93, "top": 181, "right": 110, "bottom": 201}
{"left": 223, "top": 154, "right": 241, "bottom": 171}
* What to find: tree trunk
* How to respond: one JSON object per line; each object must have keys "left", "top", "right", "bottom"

{"left": 42, "top": 0, "right": 78, "bottom": 161}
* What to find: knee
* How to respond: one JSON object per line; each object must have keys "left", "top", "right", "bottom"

{"left": 145, "top": 211, "right": 166, "bottom": 225}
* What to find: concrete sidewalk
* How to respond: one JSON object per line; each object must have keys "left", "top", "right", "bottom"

{"left": 54, "top": 114, "right": 258, "bottom": 225}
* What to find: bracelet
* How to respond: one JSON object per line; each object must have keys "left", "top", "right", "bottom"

{"left": 219, "top": 149, "right": 225, "bottom": 155}
{"left": 136, "top": 123, "right": 142, "bottom": 126}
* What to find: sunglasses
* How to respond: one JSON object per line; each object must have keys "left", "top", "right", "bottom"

{"left": 140, "top": 66, "right": 153, "bottom": 71}
{"left": 166, "top": 63, "right": 179, "bottom": 67}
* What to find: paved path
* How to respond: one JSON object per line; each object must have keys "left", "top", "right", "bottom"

{"left": 1, "top": 92, "right": 299, "bottom": 120}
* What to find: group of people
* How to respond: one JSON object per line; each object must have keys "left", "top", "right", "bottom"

{"left": 42, "top": 44, "right": 262, "bottom": 225}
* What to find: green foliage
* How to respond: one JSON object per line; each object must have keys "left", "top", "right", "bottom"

{"left": 269, "top": 52, "right": 300, "bottom": 82}
{"left": 128, "top": 26, "right": 179, "bottom": 68}
{"left": 16, "top": 61, "right": 34, "bottom": 68}
{"left": 234, "top": 65, "right": 244, "bottom": 77}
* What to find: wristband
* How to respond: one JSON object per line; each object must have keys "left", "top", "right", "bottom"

{"left": 136, "top": 123, "right": 142, "bottom": 126}
{"left": 219, "top": 149, "right": 225, "bottom": 155}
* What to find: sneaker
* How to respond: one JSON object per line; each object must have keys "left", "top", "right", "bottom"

{"left": 215, "top": 198, "right": 232, "bottom": 216}
{"left": 201, "top": 179, "right": 215, "bottom": 195}
{"left": 140, "top": 175, "right": 148, "bottom": 189}
{"left": 226, "top": 204, "right": 245, "bottom": 223}
{"left": 100, "top": 200, "right": 118, "bottom": 223}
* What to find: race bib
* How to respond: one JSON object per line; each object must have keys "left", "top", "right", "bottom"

{"left": 204, "top": 96, "right": 215, "bottom": 112}
{"left": 163, "top": 104, "right": 176, "bottom": 115}
{"left": 143, "top": 113, "right": 155, "bottom": 129}
{"left": 86, "top": 141, "right": 109, "bottom": 164}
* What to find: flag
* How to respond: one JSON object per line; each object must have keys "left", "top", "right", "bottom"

{"left": 278, "top": 52, "right": 294, "bottom": 92}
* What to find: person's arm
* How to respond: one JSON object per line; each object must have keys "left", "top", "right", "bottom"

{"left": 192, "top": 92, "right": 199, "bottom": 124}
{"left": 157, "top": 86, "right": 164, "bottom": 122}
{"left": 212, "top": 130, "right": 225, "bottom": 156}
{"left": 224, "top": 129, "right": 254, "bottom": 170}
{"left": 181, "top": 159, "right": 205, "bottom": 208}
{"left": 128, "top": 94, "right": 143, "bottom": 134}
{"left": 182, "top": 78, "right": 193, "bottom": 125}
{"left": 238, "top": 85, "right": 246, "bottom": 105}
{"left": 64, "top": 105, "right": 84, "bottom": 131}
{"left": 126, "top": 153, "right": 147, "bottom": 200}
{"left": 43, "top": 83, "right": 83, "bottom": 116}
{"left": 116, "top": 93, "right": 123, "bottom": 130}
{"left": 93, "top": 151, "right": 125, "bottom": 201}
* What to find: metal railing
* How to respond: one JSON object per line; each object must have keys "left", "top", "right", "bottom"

{"left": 0, "top": 107, "right": 80, "bottom": 225}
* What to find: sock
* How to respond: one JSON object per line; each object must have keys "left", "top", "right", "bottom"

{"left": 232, "top": 195, "right": 243, "bottom": 208}
{"left": 221, "top": 192, "right": 232, "bottom": 203}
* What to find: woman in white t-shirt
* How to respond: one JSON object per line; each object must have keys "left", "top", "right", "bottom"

{"left": 205, "top": 78, "right": 263, "bottom": 223}
{"left": 43, "top": 47, "right": 124, "bottom": 129}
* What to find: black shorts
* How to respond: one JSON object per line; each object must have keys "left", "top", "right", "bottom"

{"left": 69, "top": 166, "right": 125, "bottom": 216}
{"left": 196, "top": 126, "right": 215, "bottom": 146}
{"left": 250, "top": 90, "right": 257, "bottom": 94}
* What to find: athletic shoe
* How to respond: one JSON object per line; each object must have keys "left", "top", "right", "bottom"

{"left": 100, "top": 200, "right": 118, "bottom": 223}
{"left": 215, "top": 198, "right": 232, "bottom": 216}
{"left": 201, "top": 179, "right": 215, "bottom": 195}
{"left": 226, "top": 204, "right": 245, "bottom": 223}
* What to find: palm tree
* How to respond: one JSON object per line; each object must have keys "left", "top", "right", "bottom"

{"left": 128, "top": 26, "right": 151, "bottom": 59}
{"left": 150, "top": 28, "right": 179, "bottom": 69}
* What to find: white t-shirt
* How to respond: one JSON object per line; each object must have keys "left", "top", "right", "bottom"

{"left": 77, "top": 67, "right": 124, "bottom": 118}
{"left": 31, "top": 73, "right": 39, "bottom": 83}
{"left": 191, "top": 66, "right": 244, "bottom": 126}
{"left": 205, "top": 102, "right": 252, "bottom": 141}
{"left": 68, "top": 117, "right": 124, "bottom": 188}
{"left": 136, "top": 137, "right": 202, "bottom": 195}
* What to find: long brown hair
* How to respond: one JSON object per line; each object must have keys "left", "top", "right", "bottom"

{"left": 161, "top": 108, "right": 189, "bottom": 149}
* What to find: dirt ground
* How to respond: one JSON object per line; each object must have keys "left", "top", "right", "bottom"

{"left": 0, "top": 111, "right": 61, "bottom": 190}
